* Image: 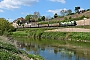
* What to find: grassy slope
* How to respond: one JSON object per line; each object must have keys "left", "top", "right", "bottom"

{"left": 0, "top": 36, "right": 44, "bottom": 60}
{"left": 52, "top": 11, "right": 90, "bottom": 21}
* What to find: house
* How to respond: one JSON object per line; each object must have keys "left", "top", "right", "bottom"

{"left": 12, "top": 17, "right": 27, "bottom": 28}
{"left": 16, "top": 17, "right": 26, "bottom": 23}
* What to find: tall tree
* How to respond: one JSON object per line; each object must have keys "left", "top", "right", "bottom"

{"left": 75, "top": 7, "right": 80, "bottom": 14}
{"left": 54, "top": 13, "right": 58, "bottom": 18}
{"left": 34, "top": 12, "right": 40, "bottom": 18}
{"left": 38, "top": 18, "right": 42, "bottom": 22}
{"left": 60, "top": 9, "right": 67, "bottom": 16}
{"left": 25, "top": 15, "right": 32, "bottom": 22}
{"left": 67, "top": 9, "right": 72, "bottom": 15}
{"left": 41, "top": 16, "right": 45, "bottom": 21}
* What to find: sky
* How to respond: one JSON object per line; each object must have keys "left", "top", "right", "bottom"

{"left": 0, "top": 0, "right": 90, "bottom": 22}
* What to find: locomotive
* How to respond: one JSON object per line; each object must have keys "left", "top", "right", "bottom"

{"left": 60, "top": 21, "right": 77, "bottom": 26}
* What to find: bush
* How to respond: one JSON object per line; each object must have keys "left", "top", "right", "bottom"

{"left": 0, "top": 49, "right": 21, "bottom": 60}
{"left": 64, "top": 17, "right": 68, "bottom": 20}
{"left": 69, "top": 16, "right": 72, "bottom": 19}
{"left": 0, "top": 18, "right": 15, "bottom": 35}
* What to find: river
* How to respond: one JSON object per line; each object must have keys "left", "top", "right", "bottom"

{"left": 12, "top": 37, "right": 90, "bottom": 60}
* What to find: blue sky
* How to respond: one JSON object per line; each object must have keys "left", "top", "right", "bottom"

{"left": 0, "top": 0, "right": 90, "bottom": 22}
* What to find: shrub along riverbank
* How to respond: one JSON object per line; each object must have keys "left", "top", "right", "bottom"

{"left": 12, "top": 28, "right": 90, "bottom": 41}
{"left": 0, "top": 36, "right": 44, "bottom": 60}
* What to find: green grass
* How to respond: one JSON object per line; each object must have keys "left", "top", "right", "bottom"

{"left": 12, "top": 31, "right": 28, "bottom": 37}
{"left": 0, "top": 40, "right": 22, "bottom": 60}
{"left": 69, "top": 32, "right": 90, "bottom": 41}
{"left": 0, "top": 49, "right": 21, "bottom": 60}
{"left": 28, "top": 54, "right": 44, "bottom": 60}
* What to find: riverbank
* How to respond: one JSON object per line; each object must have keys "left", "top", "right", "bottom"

{"left": 10, "top": 28, "right": 90, "bottom": 60}
{"left": 0, "top": 36, "right": 44, "bottom": 60}
{"left": 11, "top": 36, "right": 90, "bottom": 60}
{"left": 12, "top": 28, "right": 90, "bottom": 41}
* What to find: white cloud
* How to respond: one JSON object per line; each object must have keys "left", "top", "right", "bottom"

{"left": 0, "top": 0, "right": 39, "bottom": 9}
{"left": 0, "top": 9, "right": 4, "bottom": 12}
{"left": 49, "top": 0, "right": 66, "bottom": 4}
{"left": 79, "top": 8, "right": 84, "bottom": 11}
{"left": 47, "top": 8, "right": 67, "bottom": 14}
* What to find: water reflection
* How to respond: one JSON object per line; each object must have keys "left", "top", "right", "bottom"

{"left": 12, "top": 37, "right": 90, "bottom": 60}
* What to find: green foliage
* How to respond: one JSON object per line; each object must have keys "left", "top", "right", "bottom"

{"left": 28, "top": 54, "right": 44, "bottom": 60}
{"left": 17, "top": 20, "right": 20, "bottom": 25}
{"left": 25, "top": 15, "right": 31, "bottom": 22}
{"left": 42, "top": 32, "right": 67, "bottom": 40}
{"left": 41, "top": 16, "right": 45, "bottom": 21}
{"left": 0, "top": 18, "right": 15, "bottom": 35}
{"left": 64, "top": 17, "right": 68, "bottom": 21}
{"left": 38, "top": 18, "right": 42, "bottom": 22}
{"left": 75, "top": 7, "right": 80, "bottom": 13}
{"left": 0, "top": 41, "right": 22, "bottom": 60}
{"left": 54, "top": 13, "right": 58, "bottom": 18}
{"left": 0, "top": 36, "right": 44, "bottom": 60}
{"left": 69, "top": 32, "right": 90, "bottom": 40}
{"left": 12, "top": 28, "right": 90, "bottom": 41}
{"left": 86, "top": 9, "right": 90, "bottom": 11}
{"left": 16, "top": 28, "right": 25, "bottom": 31}
{"left": 69, "top": 16, "right": 72, "bottom": 19}
{"left": 12, "top": 31, "right": 27, "bottom": 37}
{"left": 0, "top": 49, "right": 21, "bottom": 60}
{"left": 26, "top": 28, "right": 46, "bottom": 38}
{"left": 22, "top": 24, "right": 24, "bottom": 27}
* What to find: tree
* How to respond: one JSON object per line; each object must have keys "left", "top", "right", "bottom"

{"left": 41, "top": 16, "right": 45, "bottom": 21}
{"left": 54, "top": 13, "right": 58, "bottom": 18}
{"left": 34, "top": 12, "right": 40, "bottom": 18}
{"left": 34, "top": 12, "right": 41, "bottom": 21}
{"left": 60, "top": 9, "right": 67, "bottom": 16}
{"left": 87, "top": 9, "right": 90, "bottom": 11}
{"left": 38, "top": 18, "right": 42, "bottom": 22}
{"left": 0, "top": 18, "right": 15, "bottom": 35}
{"left": 67, "top": 9, "right": 72, "bottom": 15}
{"left": 69, "top": 16, "right": 72, "bottom": 19}
{"left": 46, "top": 15, "right": 51, "bottom": 20}
{"left": 25, "top": 15, "right": 32, "bottom": 22}
{"left": 75, "top": 7, "right": 80, "bottom": 14}
{"left": 17, "top": 20, "right": 20, "bottom": 25}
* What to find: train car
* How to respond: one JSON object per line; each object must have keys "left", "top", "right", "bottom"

{"left": 60, "top": 21, "right": 77, "bottom": 26}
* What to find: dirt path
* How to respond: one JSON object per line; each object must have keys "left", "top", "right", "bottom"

{"left": 45, "top": 28, "right": 90, "bottom": 32}
{"left": 76, "top": 19, "right": 90, "bottom": 26}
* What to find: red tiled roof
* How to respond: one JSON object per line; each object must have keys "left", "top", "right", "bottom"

{"left": 17, "top": 17, "right": 25, "bottom": 20}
